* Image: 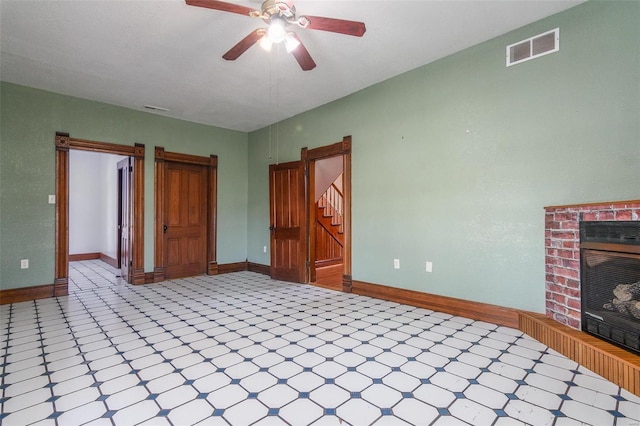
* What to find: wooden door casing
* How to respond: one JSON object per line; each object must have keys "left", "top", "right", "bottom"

{"left": 269, "top": 161, "right": 307, "bottom": 283}
{"left": 304, "top": 136, "right": 352, "bottom": 292}
{"left": 164, "top": 161, "right": 208, "bottom": 279}
{"left": 55, "top": 133, "right": 145, "bottom": 294}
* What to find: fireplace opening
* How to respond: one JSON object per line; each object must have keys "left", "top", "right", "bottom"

{"left": 580, "top": 221, "right": 640, "bottom": 355}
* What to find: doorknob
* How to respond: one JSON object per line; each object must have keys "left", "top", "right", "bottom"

{"left": 269, "top": 225, "right": 275, "bottom": 232}
{"left": 163, "top": 224, "right": 168, "bottom": 233}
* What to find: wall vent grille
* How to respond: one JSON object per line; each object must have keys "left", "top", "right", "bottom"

{"left": 506, "top": 28, "right": 559, "bottom": 67}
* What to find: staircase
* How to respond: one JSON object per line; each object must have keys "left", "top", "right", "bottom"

{"left": 316, "top": 178, "right": 344, "bottom": 264}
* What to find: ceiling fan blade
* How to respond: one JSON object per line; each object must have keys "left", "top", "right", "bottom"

{"left": 185, "top": 0, "right": 257, "bottom": 17}
{"left": 222, "top": 29, "right": 264, "bottom": 61}
{"left": 289, "top": 34, "right": 316, "bottom": 71}
{"left": 300, "top": 15, "right": 366, "bottom": 37}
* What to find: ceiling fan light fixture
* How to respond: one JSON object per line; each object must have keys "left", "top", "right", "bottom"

{"left": 259, "top": 35, "right": 273, "bottom": 51}
{"left": 285, "top": 33, "right": 300, "bottom": 53}
{"left": 267, "top": 17, "right": 286, "bottom": 43}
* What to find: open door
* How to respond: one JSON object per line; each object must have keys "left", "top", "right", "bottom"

{"left": 117, "top": 157, "right": 132, "bottom": 282}
{"left": 269, "top": 160, "right": 307, "bottom": 283}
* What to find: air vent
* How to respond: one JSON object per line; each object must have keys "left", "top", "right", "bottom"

{"left": 506, "top": 28, "right": 559, "bottom": 67}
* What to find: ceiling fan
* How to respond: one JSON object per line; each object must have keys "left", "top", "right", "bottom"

{"left": 185, "top": 0, "right": 366, "bottom": 71}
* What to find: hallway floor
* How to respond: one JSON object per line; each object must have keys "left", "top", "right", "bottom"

{"left": 1, "top": 261, "right": 639, "bottom": 425}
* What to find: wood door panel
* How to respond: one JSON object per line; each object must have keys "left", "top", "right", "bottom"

{"left": 270, "top": 161, "right": 306, "bottom": 283}
{"left": 167, "top": 169, "right": 182, "bottom": 226}
{"left": 164, "top": 161, "right": 207, "bottom": 279}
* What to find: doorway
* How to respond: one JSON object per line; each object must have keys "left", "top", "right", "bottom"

{"left": 153, "top": 147, "right": 218, "bottom": 281}
{"left": 55, "top": 133, "right": 145, "bottom": 295}
{"left": 269, "top": 136, "right": 352, "bottom": 292}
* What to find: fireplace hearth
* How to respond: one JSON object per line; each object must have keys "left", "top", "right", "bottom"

{"left": 580, "top": 221, "right": 640, "bottom": 355}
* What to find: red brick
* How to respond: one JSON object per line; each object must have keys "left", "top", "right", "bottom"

{"left": 565, "top": 279, "right": 580, "bottom": 289}
{"left": 554, "top": 266, "right": 579, "bottom": 280}
{"left": 562, "top": 241, "right": 578, "bottom": 249}
{"left": 614, "top": 210, "right": 632, "bottom": 220}
{"left": 552, "top": 293, "right": 566, "bottom": 304}
{"left": 563, "top": 287, "right": 580, "bottom": 298}
{"left": 599, "top": 211, "right": 615, "bottom": 220}
{"left": 567, "top": 317, "right": 581, "bottom": 330}
{"left": 582, "top": 212, "right": 598, "bottom": 221}
{"left": 555, "top": 212, "right": 578, "bottom": 222}
{"left": 551, "top": 231, "right": 577, "bottom": 240}
{"left": 562, "top": 259, "right": 580, "bottom": 270}
{"left": 556, "top": 249, "right": 575, "bottom": 259}
{"left": 567, "top": 298, "right": 581, "bottom": 310}
{"left": 560, "top": 221, "right": 579, "bottom": 230}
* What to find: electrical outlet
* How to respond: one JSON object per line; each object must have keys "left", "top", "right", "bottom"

{"left": 263, "top": 246, "right": 267, "bottom": 253}
{"left": 393, "top": 259, "right": 400, "bottom": 269}
{"left": 426, "top": 261, "right": 433, "bottom": 273}
{"left": 21, "top": 259, "right": 29, "bottom": 269}
{"left": 48, "top": 194, "right": 56, "bottom": 204}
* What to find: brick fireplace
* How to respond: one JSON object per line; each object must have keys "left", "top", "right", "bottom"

{"left": 544, "top": 200, "right": 640, "bottom": 330}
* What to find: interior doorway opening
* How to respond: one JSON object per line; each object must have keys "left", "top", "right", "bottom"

{"left": 268, "top": 136, "right": 352, "bottom": 292}
{"left": 54, "top": 133, "right": 145, "bottom": 296}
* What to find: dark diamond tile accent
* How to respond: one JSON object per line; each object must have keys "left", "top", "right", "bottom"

{"left": 495, "top": 409, "right": 508, "bottom": 417}
{"left": 48, "top": 412, "right": 63, "bottom": 419}
{"left": 435, "top": 367, "right": 445, "bottom": 372}
{"left": 325, "top": 378, "right": 334, "bottom": 384}
{"left": 158, "top": 409, "right": 171, "bottom": 416}
{"left": 381, "top": 408, "right": 393, "bottom": 415}
{"left": 325, "top": 408, "right": 336, "bottom": 416}
{"left": 564, "top": 381, "right": 576, "bottom": 386}
{"left": 147, "top": 394, "right": 159, "bottom": 400}
{"left": 231, "top": 379, "right": 241, "bottom": 384}
{"left": 299, "top": 392, "right": 309, "bottom": 398}
{"left": 550, "top": 410, "right": 565, "bottom": 417}
{"left": 437, "top": 408, "right": 450, "bottom": 416}
{"left": 402, "top": 392, "right": 413, "bottom": 398}
{"left": 102, "top": 410, "right": 117, "bottom": 418}
{"left": 46, "top": 396, "right": 59, "bottom": 403}
{"left": 184, "top": 380, "right": 195, "bottom": 385}
{"left": 197, "top": 393, "right": 208, "bottom": 399}
{"left": 469, "top": 379, "right": 478, "bottom": 384}
{"left": 248, "top": 392, "right": 259, "bottom": 399}
{"left": 516, "top": 380, "right": 527, "bottom": 385}
{"left": 372, "top": 378, "right": 383, "bottom": 384}
{"left": 506, "top": 393, "right": 518, "bottom": 400}
{"left": 97, "top": 395, "right": 108, "bottom": 401}
{"left": 347, "top": 367, "right": 357, "bottom": 372}
{"left": 608, "top": 410, "right": 624, "bottom": 417}
{"left": 614, "top": 395, "right": 626, "bottom": 401}
{"left": 138, "top": 380, "right": 149, "bottom": 386}
{"left": 420, "top": 379, "right": 430, "bottom": 384}
{"left": 559, "top": 394, "right": 571, "bottom": 400}
{"left": 351, "top": 392, "right": 361, "bottom": 398}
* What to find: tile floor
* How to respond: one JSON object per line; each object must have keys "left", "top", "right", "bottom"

{"left": 1, "top": 261, "right": 639, "bottom": 426}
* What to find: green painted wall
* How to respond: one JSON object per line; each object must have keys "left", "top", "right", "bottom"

{"left": 0, "top": 82, "right": 248, "bottom": 289}
{"left": 247, "top": 1, "right": 640, "bottom": 313}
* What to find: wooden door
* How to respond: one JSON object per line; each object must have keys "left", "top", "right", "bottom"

{"left": 269, "top": 161, "right": 307, "bottom": 283}
{"left": 117, "top": 157, "right": 132, "bottom": 282}
{"left": 164, "top": 161, "right": 208, "bottom": 279}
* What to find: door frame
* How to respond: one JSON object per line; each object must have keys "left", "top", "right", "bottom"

{"left": 302, "top": 136, "right": 353, "bottom": 292}
{"left": 154, "top": 147, "right": 218, "bottom": 281}
{"left": 54, "top": 133, "right": 145, "bottom": 295}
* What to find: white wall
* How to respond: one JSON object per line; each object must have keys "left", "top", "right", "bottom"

{"left": 69, "top": 150, "right": 127, "bottom": 258}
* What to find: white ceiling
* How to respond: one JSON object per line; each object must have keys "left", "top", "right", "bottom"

{"left": 0, "top": 0, "right": 584, "bottom": 132}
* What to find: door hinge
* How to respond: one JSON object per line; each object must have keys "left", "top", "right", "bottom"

{"left": 306, "top": 260, "right": 310, "bottom": 269}
{"left": 129, "top": 260, "right": 133, "bottom": 267}
{"left": 129, "top": 166, "right": 133, "bottom": 172}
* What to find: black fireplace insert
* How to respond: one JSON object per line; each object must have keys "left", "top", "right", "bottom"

{"left": 580, "top": 221, "right": 640, "bottom": 355}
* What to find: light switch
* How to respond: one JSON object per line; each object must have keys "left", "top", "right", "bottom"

{"left": 48, "top": 195, "right": 56, "bottom": 204}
